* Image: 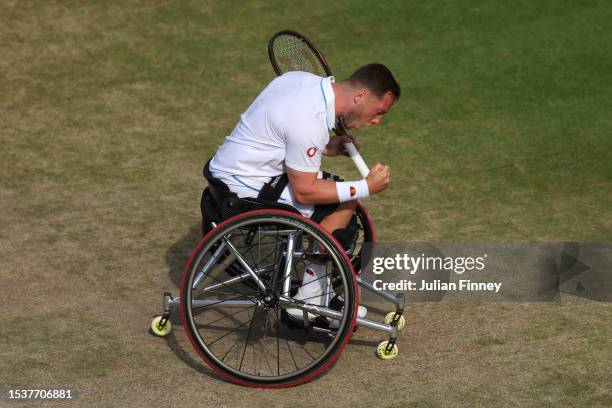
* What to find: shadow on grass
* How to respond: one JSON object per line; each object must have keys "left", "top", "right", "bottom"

{"left": 156, "top": 307, "right": 369, "bottom": 385}
{"left": 165, "top": 223, "right": 203, "bottom": 288}
{"left": 163, "top": 327, "right": 233, "bottom": 384}
{"left": 149, "top": 308, "right": 232, "bottom": 384}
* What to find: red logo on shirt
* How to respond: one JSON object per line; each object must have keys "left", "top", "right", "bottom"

{"left": 350, "top": 186, "right": 356, "bottom": 196}
{"left": 306, "top": 147, "right": 317, "bottom": 157}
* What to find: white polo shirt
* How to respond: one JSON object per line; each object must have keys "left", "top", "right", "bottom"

{"left": 209, "top": 71, "right": 336, "bottom": 198}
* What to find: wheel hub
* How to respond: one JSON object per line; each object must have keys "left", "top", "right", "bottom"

{"left": 258, "top": 290, "right": 278, "bottom": 309}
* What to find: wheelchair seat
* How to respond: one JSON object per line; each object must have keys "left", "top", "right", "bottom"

{"left": 201, "top": 160, "right": 299, "bottom": 234}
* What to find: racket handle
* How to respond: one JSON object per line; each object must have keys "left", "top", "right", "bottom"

{"left": 343, "top": 142, "right": 369, "bottom": 178}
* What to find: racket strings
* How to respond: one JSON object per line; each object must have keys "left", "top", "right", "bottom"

{"left": 272, "top": 35, "right": 328, "bottom": 77}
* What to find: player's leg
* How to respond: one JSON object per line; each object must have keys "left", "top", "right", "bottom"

{"left": 287, "top": 199, "right": 367, "bottom": 323}
{"left": 318, "top": 200, "right": 358, "bottom": 234}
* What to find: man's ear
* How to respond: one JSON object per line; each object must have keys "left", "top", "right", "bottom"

{"left": 353, "top": 89, "right": 367, "bottom": 104}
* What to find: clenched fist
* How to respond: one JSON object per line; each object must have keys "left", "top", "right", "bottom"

{"left": 365, "top": 163, "right": 390, "bottom": 194}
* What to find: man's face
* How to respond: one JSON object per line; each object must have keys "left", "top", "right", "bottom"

{"left": 343, "top": 91, "right": 396, "bottom": 130}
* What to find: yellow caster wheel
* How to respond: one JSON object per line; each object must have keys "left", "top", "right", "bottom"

{"left": 376, "top": 341, "right": 399, "bottom": 360}
{"left": 151, "top": 315, "right": 172, "bottom": 337}
{"left": 384, "top": 312, "right": 405, "bottom": 330}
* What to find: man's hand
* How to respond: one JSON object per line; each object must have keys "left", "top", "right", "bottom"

{"left": 365, "top": 163, "right": 390, "bottom": 194}
{"left": 323, "top": 135, "right": 360, "bottom": 157}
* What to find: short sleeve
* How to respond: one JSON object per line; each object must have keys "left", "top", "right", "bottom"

{"left": 284, "top": 119, "right": 329, "bottom": 172}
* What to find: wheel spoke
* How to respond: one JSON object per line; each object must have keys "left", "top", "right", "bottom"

{"left": 239, "top": 305, "right": 261, "bottom": 371}
{"left": 276, "top": 307, "right": 280, "bottom": 376}
{"left": 195, "top": 262, "right": 258, "bottom": 302}
{"left": 209, "top": 305, "right": 266, "bottom": 348}
{"left": 205, "top": 304, "right": 258, "bottom": 327}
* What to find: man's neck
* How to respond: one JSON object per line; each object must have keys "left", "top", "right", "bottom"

{"left": 331, "top": 82, "right": 350, "bottom": 118}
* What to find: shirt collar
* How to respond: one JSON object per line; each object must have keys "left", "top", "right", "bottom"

{"left": 321, "top": 76, "right": 336, "bottom": 130}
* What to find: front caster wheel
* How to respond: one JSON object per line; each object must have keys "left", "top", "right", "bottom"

{"left": 384, "top": 312, "right": 406, "bottom": 330}
{"left": 376, "top": 341, "right": 399, "bottom": 360}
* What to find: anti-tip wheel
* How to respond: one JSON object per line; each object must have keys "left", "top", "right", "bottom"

{"left": 151, "top": 315, "right": 172, "bottom": 337}
{"left": 376, "top": 341, "right": 399, "bottom": 360}
{"left": 384, "top": 312, "right": 406, "bottom": 330}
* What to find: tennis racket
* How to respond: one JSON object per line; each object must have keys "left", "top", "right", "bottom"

{"left": 268, "top": 30, "right": 370, "bottom": 178}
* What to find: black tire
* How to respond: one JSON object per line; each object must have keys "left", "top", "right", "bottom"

{"left": 181, "top": 209, "right": 358, "bottom": 388}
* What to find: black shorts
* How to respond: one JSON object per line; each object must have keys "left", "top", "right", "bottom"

{"left": 310, "top": 203, "right": 339, "bottom": 223}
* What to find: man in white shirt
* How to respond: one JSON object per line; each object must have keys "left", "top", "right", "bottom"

{"left": 208, "top": 63, "right": 400, "bottom": 322}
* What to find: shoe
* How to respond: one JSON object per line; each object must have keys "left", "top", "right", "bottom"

{"left": 285, "top": 267, "right": 326, "bottom": 322}
{"left": 285, "top": 289, "right": 325, "bottom": 322}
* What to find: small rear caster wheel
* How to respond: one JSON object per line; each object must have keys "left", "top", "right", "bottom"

{"left": 151, "top": 315, "right": 172, "bottom": 337}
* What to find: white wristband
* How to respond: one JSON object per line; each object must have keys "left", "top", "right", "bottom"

{"left": 336, "top": 179, "right": 369, "bottom": 203}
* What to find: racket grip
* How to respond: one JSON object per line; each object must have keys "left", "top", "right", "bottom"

{"left": 343, "top": 142, "right": 369, "bottom": 178}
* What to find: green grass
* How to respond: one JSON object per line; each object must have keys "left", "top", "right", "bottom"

{"left": 1, "top": 1, "right": 611, "bottom": 407}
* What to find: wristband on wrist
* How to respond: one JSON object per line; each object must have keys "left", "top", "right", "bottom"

{"left": 335, "top": 179, "right": 369, "bottom": 202}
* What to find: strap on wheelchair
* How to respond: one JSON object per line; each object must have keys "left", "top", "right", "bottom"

{"left": 257, "top": 173, "right": 289, "bottom": 202}
{"left": 201, "top": 159, "right": 299, "bottom": 230}
{"left": 203, "top": 158, "right": 289, "bottom": 202}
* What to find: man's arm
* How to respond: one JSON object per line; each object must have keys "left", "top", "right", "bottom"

{"left": 287, "top": 164, "right": 391, "bottom": 205}
{"left": 286, "top": 168, "right": 339, "bottom": 204}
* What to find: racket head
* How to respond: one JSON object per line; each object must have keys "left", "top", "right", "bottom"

{"left": 268, "top": 30, "right": 333, "bottom": 78}
{"left": 268, "top": 30, "right": 348, "bottom": 135}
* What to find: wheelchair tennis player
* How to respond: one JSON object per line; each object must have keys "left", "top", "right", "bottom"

{"left": 206, "top": 63, "right": 400, "bottom": 322}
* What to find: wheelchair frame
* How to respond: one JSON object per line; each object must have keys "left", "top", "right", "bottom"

{"left": 152, "top": 196, "right": 406, "bottom": 387}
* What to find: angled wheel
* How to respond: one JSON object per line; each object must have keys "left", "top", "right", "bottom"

{"left": 180, "top": 209, "right": 358, "bottom": 387}
{"left": 350, "top": 200, "right": 376, "bottom": 274}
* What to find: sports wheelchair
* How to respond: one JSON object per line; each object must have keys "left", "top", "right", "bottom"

{"left": 151, "top": 169, "right": 406, "bottom": 388}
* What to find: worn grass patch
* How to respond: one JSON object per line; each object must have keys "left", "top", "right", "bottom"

{"left": 1, "top": 1, "right": 611, "bottom": 407}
